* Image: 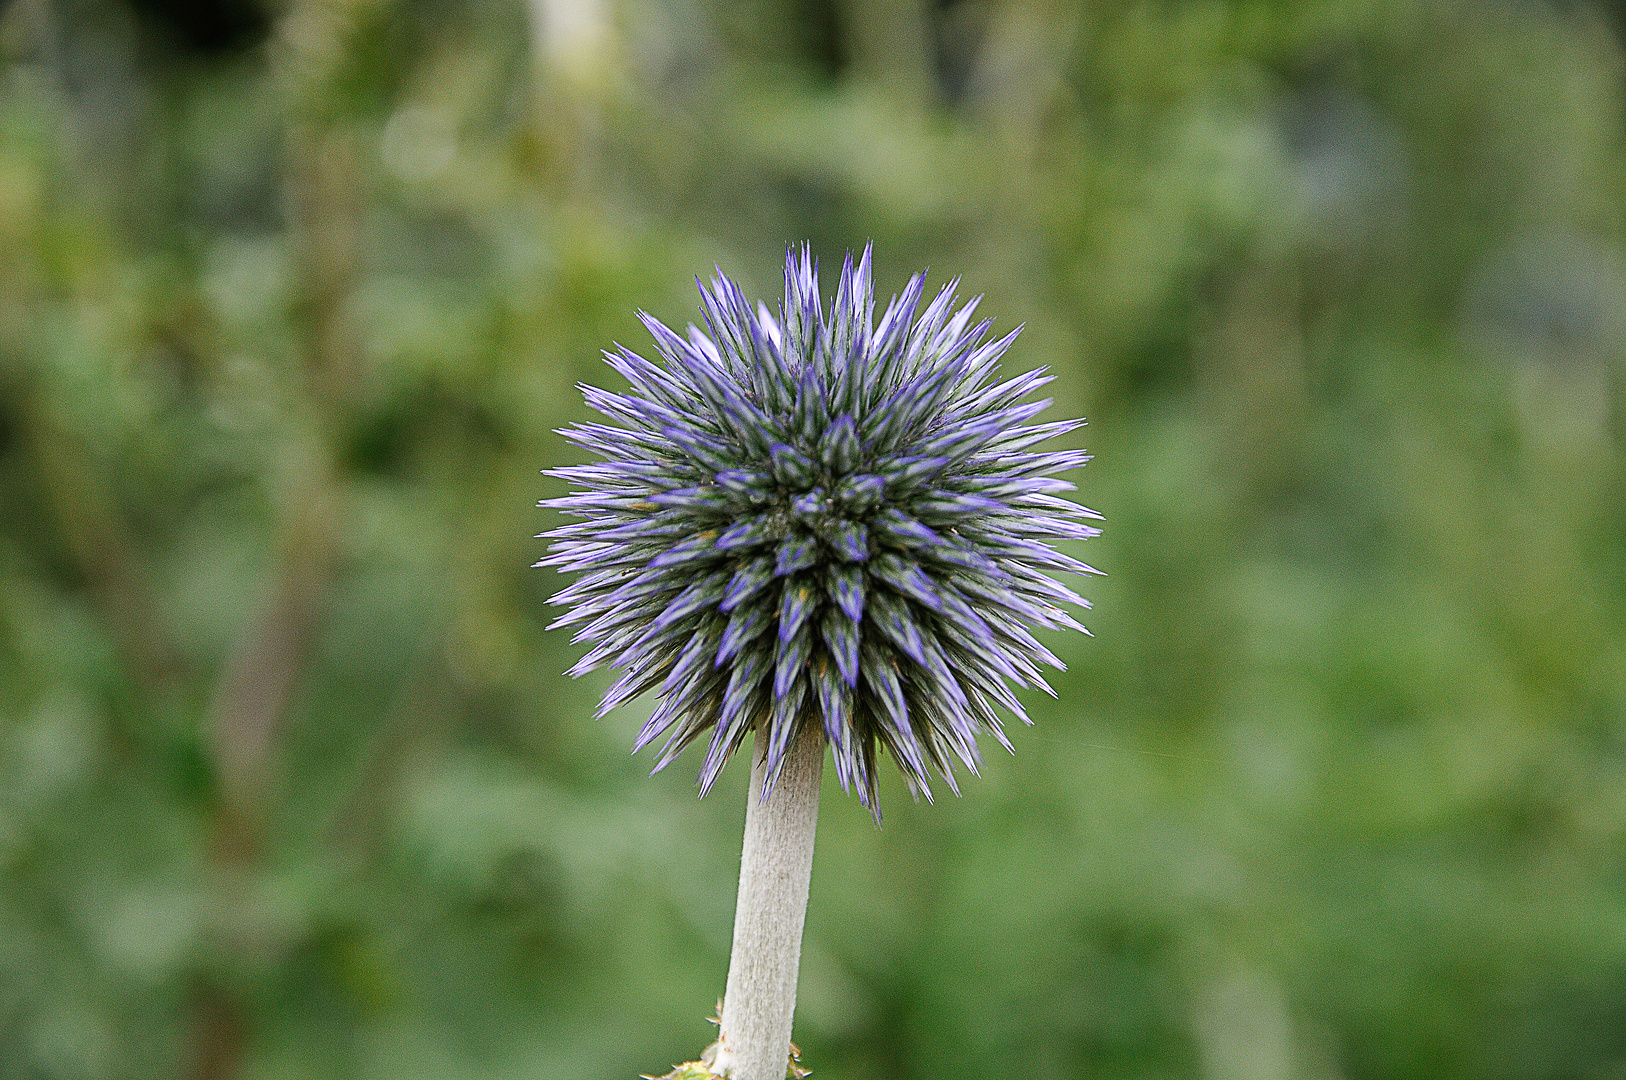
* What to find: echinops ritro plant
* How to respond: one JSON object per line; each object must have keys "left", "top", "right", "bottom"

{"left": 542, "top": 244, "right": 1099, "bottom": 808}
{"left": 540, "top": 245, "right": 1098, "bottom": 1080}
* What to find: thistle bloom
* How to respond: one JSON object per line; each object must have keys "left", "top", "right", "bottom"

{"left": 541, "top": 246, "right": 1099, "bottom": 814}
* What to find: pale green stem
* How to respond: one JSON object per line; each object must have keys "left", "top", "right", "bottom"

{"left": 712, "top": 723, "right": 824, "bottom": 1080}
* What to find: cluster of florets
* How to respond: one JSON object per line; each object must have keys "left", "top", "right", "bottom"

{"left": 541, "top": 246, "right": 1099, "bottom": 816}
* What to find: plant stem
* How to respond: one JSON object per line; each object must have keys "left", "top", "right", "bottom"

{"left": 713, "top": 722, "right": 824, "bottom": 1080}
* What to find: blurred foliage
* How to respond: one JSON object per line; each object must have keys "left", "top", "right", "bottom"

{"left": 1, "top": 0, "right": 1626, "bottom": 1078}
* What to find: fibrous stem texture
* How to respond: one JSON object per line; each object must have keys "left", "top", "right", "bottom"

{"left": 541, "top": 246, "right": 1100, "bottom": 815}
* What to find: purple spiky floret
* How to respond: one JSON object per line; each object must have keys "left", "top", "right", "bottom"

{"left": 539, "top": 245, "right": 1101, "bottom": 817}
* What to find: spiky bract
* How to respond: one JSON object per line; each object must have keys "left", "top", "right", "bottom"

{"left": 540, "top": 246, "right": 1100, "bottom": 815}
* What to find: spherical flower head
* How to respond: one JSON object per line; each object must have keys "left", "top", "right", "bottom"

{"left": 541, "top": 245, "right": 1100, "bottom": 816}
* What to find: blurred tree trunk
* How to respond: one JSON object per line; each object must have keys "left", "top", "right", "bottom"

{"left": 526, "top": 0, "right": 611, "bottom": 193}
{"left": 191, "top": 7, "right": 363, "bottom": 1076}
{"left": 840, "top": 0, "right": 936, "bottom": 107}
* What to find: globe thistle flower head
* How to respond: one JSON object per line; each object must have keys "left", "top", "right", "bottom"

{"left": 540, "top": 245, "right": 1100, "bottom": 817}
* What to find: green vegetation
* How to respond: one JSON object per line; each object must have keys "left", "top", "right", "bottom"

{"left": 1, "top": 1, "right": 1624, "bottom": 1078}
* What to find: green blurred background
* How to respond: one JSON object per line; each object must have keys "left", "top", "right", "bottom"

{"left": 3, "top": 0, "right": 1626, "bottom": 1077}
